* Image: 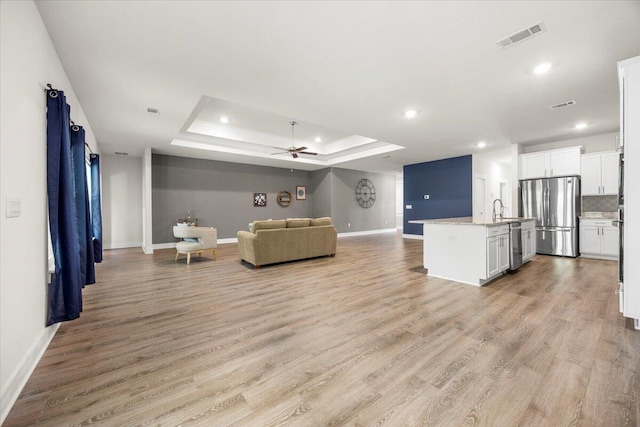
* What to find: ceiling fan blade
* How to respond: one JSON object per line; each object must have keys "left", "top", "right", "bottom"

{"left": 292, "top": 152, "right": 298, "bottom": 159}
{"left": 293, "top": 146, "right": 308, "bottom": 152}
{"left": 271, "top": 151, "right": 290, "bottom": 155}
{"left": 298, "top": 151, "right": 318, "bottom": 156}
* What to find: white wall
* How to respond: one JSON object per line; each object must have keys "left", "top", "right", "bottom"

{"left": 523, "top": 131, "right": 619, "bottom": 154}
{"left": 142, "top": 147, "right": 153, "bottom": 254}
{"left": 396, "top": 175, "right": 403, "bottom": 228}
{"left": 102, "top": 155, "right": 143, "bottom": 249}
{"left": 473, "top": 149, "right": 512, "bottom": 219}
{"left": 0, "top": 1, "right": 99, "bottom": 422}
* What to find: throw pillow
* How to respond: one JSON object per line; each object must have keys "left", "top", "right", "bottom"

{"left": 310, "top": 217, "right": 332, "bottom": 226}
{"left": 287, "top": 219, "right": 310, "bottom": 228}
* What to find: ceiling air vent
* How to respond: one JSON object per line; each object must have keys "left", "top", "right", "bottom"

{"left": 496, "top": 22, "right": 547, "bottom": 49}
{"left": 549, "top": 100, "right": 577, "bottom": 109}
{"left": 114, "top": 152, "right": 129, "bottom": 156}
{"left": 147, "top": 107, "right": 159, "bottom": 113}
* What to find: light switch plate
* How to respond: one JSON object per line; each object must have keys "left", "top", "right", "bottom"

{"left": 6, "top": 198, "right": 21, "bottom": 218}
{"left": 423, "top": 195, "right": 430, "bottom": 200}
{"left": 406, "top": 204, "right": 413, "bottom": 209}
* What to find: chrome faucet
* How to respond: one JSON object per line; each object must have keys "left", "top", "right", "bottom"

{"left": 492, "top": 198, "right": 505, "bottom": 220}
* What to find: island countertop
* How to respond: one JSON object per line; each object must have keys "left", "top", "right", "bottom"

{"left": 409, "top": 216, "right": 536, "bottom": 227}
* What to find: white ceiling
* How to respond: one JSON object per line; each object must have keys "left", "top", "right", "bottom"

{"left": 35, "top": 1, "right": 640, "bottom": 176}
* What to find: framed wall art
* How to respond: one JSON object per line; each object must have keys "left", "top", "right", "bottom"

{"left": 253, "top": 192, "right": 267, "bottom": 207}
{"left": 296, "top": 185, "right": 306, "bottom": 200}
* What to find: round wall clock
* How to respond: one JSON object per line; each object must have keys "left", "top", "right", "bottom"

{"left": 355, "top": 178, "right": 376, "bottom": 208}
{"left": 277, "top": 190, "right": 292, "bottom": 207}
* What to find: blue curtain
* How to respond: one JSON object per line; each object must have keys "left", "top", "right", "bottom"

{"left": 90, "top": 154, "right": 103, "bottom": 263}
{"left": 46, "top": 89, "right": 82, "bottom": 325}
{"left": 70, "top": 126, "right": 95, "bottom": 285}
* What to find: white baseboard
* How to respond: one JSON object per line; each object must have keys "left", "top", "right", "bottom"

{"left": 0, "top": 323, "right": 60, "bottom": 424}
{"left": 402, "top": 233, "right": 423, "bottom": 240}
{"left": 218, "top": 238, "right": 238, "bottom": 245}
{"left": 152, "top": 242, "right": 176, "bottom": 250}
{"left": 337, "top": 228, "right": 397, "bottom": 238}
{"left": 104, "top": 241, "right": 143, "bottom": 250}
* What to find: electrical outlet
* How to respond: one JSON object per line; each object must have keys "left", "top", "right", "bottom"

{"left": 406, "top": 204, "right": 412, "bottom": 209}
{"left": 6, "top": 198, "right": 20, "bottom": 218}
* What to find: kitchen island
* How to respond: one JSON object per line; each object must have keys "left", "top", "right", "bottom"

{"left": 410, "top": 217, "right": 536, "bottom": 286}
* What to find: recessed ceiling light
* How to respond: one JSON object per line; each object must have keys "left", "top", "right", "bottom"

{"left": 220, "top": 116, "right": 229, "bottom": 124}
{"left": 315, "top": 137, "right": 322, "bottom": 143}
{"left": 477, "top": 141, "right": 487, "bottom": 148}
{"left": 575, "top": 122, "right": 588, "bottom": 130}
{"left": 404, "top": 109, "right": 418, "bottom": 119}
{"left": 534, "top": 63, "right": 552, "bottom": 74}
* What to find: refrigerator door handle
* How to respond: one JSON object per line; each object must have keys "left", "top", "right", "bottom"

{"left": 545, "top": 185, "right": 550, "bottom": 224}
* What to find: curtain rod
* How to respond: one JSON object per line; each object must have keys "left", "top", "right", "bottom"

{"left": 47, "top": 83, "right": 95, "bottom": 155}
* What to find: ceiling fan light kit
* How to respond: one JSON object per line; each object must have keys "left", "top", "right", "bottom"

{"left": 271, "top": 121, "right": 318, "bottom": 159}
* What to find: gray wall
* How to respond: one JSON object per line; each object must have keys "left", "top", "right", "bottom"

{"left": 329, "top": 168, "right": 396, "bottom": 232}
{"left": 310, "top": 169, "right": 332, "bottom": 219}
{"left": 152, "top": 155, "right": 313, "bottom": 241}
{"left": 152, "top": 155, "right": 397, "bottom": 242}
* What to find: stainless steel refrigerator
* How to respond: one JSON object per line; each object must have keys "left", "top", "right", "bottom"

{"left": 520, "top": 176, "right": 581, "bottom": 257}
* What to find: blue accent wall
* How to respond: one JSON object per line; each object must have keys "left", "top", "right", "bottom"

{"left": 403, "top": 155, "right": 473, "bottom": 235}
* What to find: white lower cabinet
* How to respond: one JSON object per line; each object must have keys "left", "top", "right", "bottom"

{"left": 601, "top": 226, "right": 619, "bottom": 257}
{"left": 422, "top": 222, "right": 512, "bottom": 286}
{"left": 522, "top": 222, "right": 536, "bottom": 261}
{"left": 486, "top": 236, "right": 499, "bottom": 278}
{"left": 487, "top": 230, "right": 510, "bottom": 279}
{"left": 579, "top": 218, "right": 618, "bottom": 260}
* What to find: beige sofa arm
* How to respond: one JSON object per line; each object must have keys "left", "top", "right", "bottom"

{"left": 237, "top": 231, "right": 258, "bottom": 266}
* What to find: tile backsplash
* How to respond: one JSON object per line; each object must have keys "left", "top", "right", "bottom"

{"left": 582, "top": 195, "right": 618, "bottom": 212}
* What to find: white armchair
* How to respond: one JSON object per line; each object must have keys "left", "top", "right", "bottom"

{"left": 173, "top": 226, "right": 217, "bottom": 264}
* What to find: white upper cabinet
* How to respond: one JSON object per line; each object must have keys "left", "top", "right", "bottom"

{"left": 601, "top": 152, "right": 619, "bottom": 195}
{"left": 519, "top": 152, "right": 547, "bottom": 179}
{"left": 581, "top": 151, "right": 619, "bottom": 195}
{"left": 519, "top": 146, "right": 581, "bottom": 179}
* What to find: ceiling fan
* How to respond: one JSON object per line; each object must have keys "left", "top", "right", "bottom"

{"left": 271, "top": 121, "right": 318, "bottom": 159}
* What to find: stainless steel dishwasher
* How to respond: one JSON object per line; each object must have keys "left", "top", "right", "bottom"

{"left": 509, "top": 222, "right": 523, "bottom": 270}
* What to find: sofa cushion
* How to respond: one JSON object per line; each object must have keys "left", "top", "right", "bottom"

{"left": 310, "top": 217, "right": 332, "bottom": 226}
{"left": 286, "top": 219, "right": 310, "bottom": 228}
{"left": 253, "top": 219, "right": 287, "bottom": 232}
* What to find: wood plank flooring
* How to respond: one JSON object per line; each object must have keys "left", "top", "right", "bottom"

{"left": 5, "top": 233, "right": 639, "bottom": 426}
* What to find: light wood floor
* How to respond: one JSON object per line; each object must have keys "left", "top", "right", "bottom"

{"left": 5, "top": 234, "right": 639, "bottom": 426}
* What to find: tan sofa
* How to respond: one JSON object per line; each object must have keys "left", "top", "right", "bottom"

{"left": 237, "top": 217, "right": 337, "bottom": 268}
